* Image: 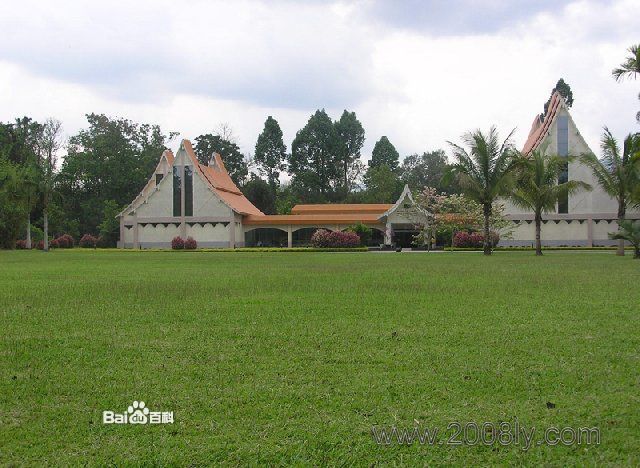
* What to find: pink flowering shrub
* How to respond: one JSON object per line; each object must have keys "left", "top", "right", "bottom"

{"left": 453, "top": 231, "right": 500, "bottom": 248}
{"left": 79, "top": 234, "right": 98, "bottom": 248}
{"left": 52, "top": 234, "right": 74, "bottom": 249}
{"left": 310, "top": 229, "right": 360, "bottom": 248}
{"left": 16, "top": 240, "right": 29, "bottom": 249}
{"left": 171, "top": 236, "right": 185, "bottom": 250}
{"left": 184, "top": 236, "right": 197, "bottom": 250}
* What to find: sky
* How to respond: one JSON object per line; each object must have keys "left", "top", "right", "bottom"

{"left": 0, "top": 0, "right": 638, "bottom": 166}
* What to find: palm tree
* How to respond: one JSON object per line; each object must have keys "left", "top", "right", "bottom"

{"left": 448, "top": 127, "right": 518, "bottom": 255}
{"left": 610, "top": 220, "right": 640, "bottom": 259}
{"left": 612, "top": 44, "right": 640, "bottom": 81}
{"left": 580, "top": 129, "right": 640, "bottom": 255}
{"left": 511, "top": 150, "right": 590, "bottom": 255}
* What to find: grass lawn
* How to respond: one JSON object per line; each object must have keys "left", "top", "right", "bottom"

{"left": 1, "top": 250, "right": 639, "bottom": 465}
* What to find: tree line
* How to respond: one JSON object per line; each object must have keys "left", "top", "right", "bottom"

{"left": 0, "top": 110, "right": 452, "bottom": 248}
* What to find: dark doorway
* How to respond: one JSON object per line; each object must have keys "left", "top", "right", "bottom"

{"left": 393, "top": 229, "right": 419, "bottom": 248}
{"left": 245, "top": 228, "right": 288, "bottom": 247}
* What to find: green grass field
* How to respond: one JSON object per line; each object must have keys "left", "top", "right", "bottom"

{"left": 1, "top": 250, "right": 639, "bottom": 465}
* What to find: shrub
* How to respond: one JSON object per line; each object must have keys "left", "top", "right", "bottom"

{"left": 311, "top": 229, "right": 360, "bottom": 248}
{"left": 49, "top": 238, "right": 59, "bottom": 249}
{"left": 36, "top": 240, "right": 44, "bottom": 250}
{"left": 16, "top": 240, "right": 28, "bottom": 249}
{"left": 453, "top": 231, "right": 500, "bottom": 248}
{"left": 54, "top": 234, "right": 75, "bottom": 249}
{"left": 346, "top": 223, "right": 372, "bottom": 246}
{"left": 184, "top": 236, "right": 197, "bottom": 250}
{"left": 171, "top": 236, "right": 185, "bottom": 250}
{"left": 79, "top": 234, "right": 98, "bottom": 248}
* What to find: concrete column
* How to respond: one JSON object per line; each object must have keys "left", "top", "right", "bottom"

{"left": 587, "top": 217, "right": 593, "bottom": 247}
{"left": 119, "top": 217, "right": 125, "bottom": 249}
{"left": 133, "top": 219, "right": 139, "bottom": 249}
{"left": 180, "top": 163, "right": 187, "bottom": 238}
{"left": 384, "top": 222, "right": 392, "bottom": 245}
{"left": 229, "top": 214, "right": 236, "bottom": 249}
{"left": 287, "top": 225, "right": 293, "bottom": 248}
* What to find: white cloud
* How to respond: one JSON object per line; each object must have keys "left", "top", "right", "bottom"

{"left": 0, "top": 0, "right": 638, "bottom": 163}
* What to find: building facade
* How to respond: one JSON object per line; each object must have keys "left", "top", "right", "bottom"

{"left": 502, "top": 91, "right": 639, "bottom": 246}
{"left": 117, "top": 140, "right": 424, "bottom": 248}
{"left": 118, "top": 93, "right": 637, "bottom": 249}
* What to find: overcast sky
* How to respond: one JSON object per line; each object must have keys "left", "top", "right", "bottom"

{"left": 0, "top": 0, "right": 638, "bottom": 164}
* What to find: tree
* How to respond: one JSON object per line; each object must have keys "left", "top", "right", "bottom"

{"left": 0, "top": 156, "right": 28, "bottom": 248}
{"left": 334, "top": 110, "right": 365, "bottom": 195}
{"left": 254, "top": 116, "right": 286, "bottom": 189}
{"left": 544, "top": 78, "right": 574, "bottom": 115}
{"left": 194, "top": 134, "right": 248, "bottom": 186}
{"left": 36, "top": 118, "right": 63, "bottom": 251}
{"left": 610, "top": 219, "right": 640, "bottom": 259}
{"left": 98, "top": 199, "right": 122, "bottom": 247}
{"left": 58, "top": 114, "right": 176, "bottom": 237}
{"left": 363, "top": 164, "right": 403, "bottom": 203}
{"left": 612, "top": 44, "right": 640, "bottom": 82}
{"left": 580, "top": 128, "right": 640, "bottom": 255}
{"left": 400, "top": 150, "right": 450, "bottom": 193}
{"left": 611, "top": 44, "right": 640, "bottom": 124}
{"left": 289, "top": 109, "right": 341, "bottom": 202}
{"left": 511, "top": 150, "right": 590, "bottom": 255}
{"left": 448, "top": 127, "right": 518, "bottom": 255}
{"left": 369, "top": 136, "right": 399, "bottom": 170}
{"left": 242, "top": 175, "right": 277, "bottom": 214}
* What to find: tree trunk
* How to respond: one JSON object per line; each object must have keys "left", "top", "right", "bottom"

{"left": 634, "top": 246, "right": 640, "bottom": 259}
{"left": 43, "top": 209, "right": 49, "bottom": 252}
{"left": 617, "top": 200, "right": 626, "bottom": 256}
{"left": 535, "top": 212, "right": 542, "bottom": 256}
{"left": 26, "top": 215, "right": 31, "bottom": 249}
{"left": 483, "top": 203, "right": 491, "bottom": 255}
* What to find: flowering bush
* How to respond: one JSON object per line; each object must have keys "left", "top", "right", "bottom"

{"left": 36, "top": 240, "right": 45, "bottom": 250}
{"left": 453, "top": 231, "right": 500, "bottom": 248}
{"left": 16, "top": 240, "right": 29, "bottom": 249}
{"left": 171, "top": 236, "right": 185, "bottom": 250}
{"left": 184, "top": 236, "right": 197, "bottom": 250}
{"left": 310, "top": 229, "right": 360, "bottom": 248}
{"left": 79, "top": 234, "right": 98, "bottom": 248}
{"left": 53, "top": 234, "right": 75, "bottom": 249}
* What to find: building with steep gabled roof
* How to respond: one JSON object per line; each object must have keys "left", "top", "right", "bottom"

{"left": 118, "top": 139, "right": 426, "bottom": 248}
{"left": 503, "top": 91, "right": 639, "bottom": 246}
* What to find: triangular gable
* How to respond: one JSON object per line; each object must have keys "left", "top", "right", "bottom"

{"left": 180, "top": 139, "right": 263, "bottom": 216}
{"left": 117, "top": 149, "right": 174, "bottom": 217}
{"left": 379, "top": 184, "right": 423, "bottom": 220}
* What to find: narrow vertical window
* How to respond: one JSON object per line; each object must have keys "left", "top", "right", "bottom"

{"left": 184, "top": 166, "right": 193, "bottom": 216}
{"left": 156, "top": 173, "right": 163, "bottom": 185}
{"left": 557, "top": 116, "right": 569, "bottom": 213}
{"left": 173, "top": 166, "right": 182, "bottom": 216}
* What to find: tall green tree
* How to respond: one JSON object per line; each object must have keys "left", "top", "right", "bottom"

{"left": 254, "top": 116, "right": 286, "bottom": 189}
{"left": 448, "top": 127, "right": 518, "bottom": 255}
{"left": 512, "top": 150, "right": 590, "bottom": 255}
{"left": 334, "top": 110, "right": 365, "bottom": 195}
{"left": 242, "top": 175, "right": 277, "bottom": 214}
{"left": 544, "top": 78, "right": 574, "bottom": 116}
{"left": 58, "top": 114, "right": 175, "bottom": 237}
{"left": 611, "top": 44, "right": 640, "bottom": 123}
{"left": 369, "top": 136, "right": 399, "bottom": 171}
{"left": 400, "top": 150, "right": 450, "bottom": 193}
{"left": 0, "top": 156, "right": 28, "bottom": 248}
{"left": 363, "top": 164, "right": 403, "bottom": 203}
{"left": 35, "top": 118, "right": 63, "bottom": 251}
{"left": 194, "top": 134, "right": 248, "bottom": 186}
{"left": 612, "top": 44, "right": 640, "bottom": 81}
{"left": 289, "top": 109, "right": 341, "bottom": 202}
{"left": 580, "top": 128, "right": 640, "bottom": 256}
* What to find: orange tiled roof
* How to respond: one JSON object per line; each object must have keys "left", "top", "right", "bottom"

{"left": 291, "top": 203, "right": 392, "bottom": 215}
{"left": 164, "top": 149, "right": 174, "bottom": 165}
{"left": 522, "top": 91, "right": 563, "bottom": 155}
{"left": 182, "top": 139, "right": 263, "bottom": 216}
{"left": 244, "top": 213, "right": 384, "bottom": 225}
